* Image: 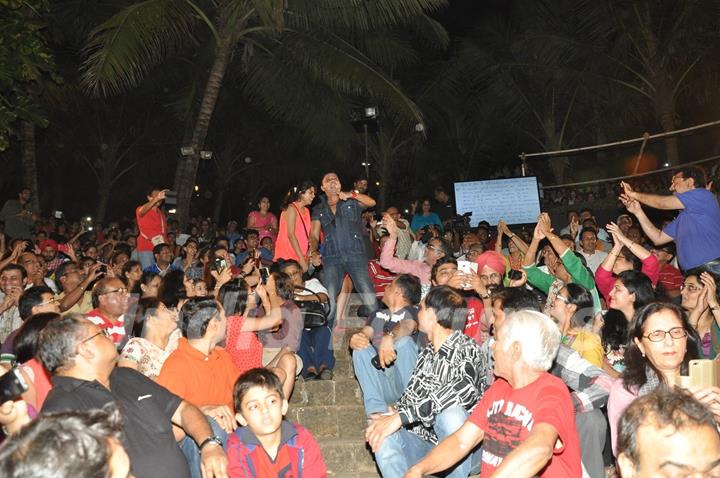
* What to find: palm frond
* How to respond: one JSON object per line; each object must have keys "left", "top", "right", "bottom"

{"left": 80, "top": 0, "right": 199, "bottom": 96}
{"left": 286, "top": 0, "right": 448, "bottom": 33}
{"left": 277, "top": 29, "right": 425, "bottom": 128}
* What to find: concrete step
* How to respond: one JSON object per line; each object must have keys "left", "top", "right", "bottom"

{"left": 290, "top": 377, "right": 363, "bottom": 407}
{"left": 319, "top": 438, "right": 379, "bottom": 475}
{"left": 287, "top": 404, "right": 367, "bottom": 440}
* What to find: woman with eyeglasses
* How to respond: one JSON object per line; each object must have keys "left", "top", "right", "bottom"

{"left": 118, "top": 297, "right": 180, "bottom": 380}
{"left": 681, "top": 271, "right": 720, "bottom": 359}
{"left": 608, "top": 302, "right": 712, "bottom": 455}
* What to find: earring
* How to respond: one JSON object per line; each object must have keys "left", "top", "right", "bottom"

{"left": 641, "top": 352, "right": 646, "bottom": 358}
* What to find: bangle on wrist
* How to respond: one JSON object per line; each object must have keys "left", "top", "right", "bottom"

{"left": 199, "top": 436, "right": 223, "bottom": 450}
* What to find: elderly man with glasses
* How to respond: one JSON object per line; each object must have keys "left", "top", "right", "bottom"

{"left": 87, "top": 277, "right": 130, "bottom": 347}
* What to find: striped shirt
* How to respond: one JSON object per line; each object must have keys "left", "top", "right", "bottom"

{"left": 86, "top": 309, "right": 126, "bottom": 346}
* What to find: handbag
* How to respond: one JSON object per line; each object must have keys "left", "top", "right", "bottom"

{"left": 293, "top": 286, "right": 329, "bottom": 328}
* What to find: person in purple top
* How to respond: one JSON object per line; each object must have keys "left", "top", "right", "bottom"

{"left": 620, "top": 166, "right": 720, "bottom": 272}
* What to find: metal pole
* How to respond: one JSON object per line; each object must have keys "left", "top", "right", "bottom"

{"left": 520, "top": 152, "right": 527, "bottom": 176}
{"left": 632, "top": 132, "right": 650, "bottom": 175}
{"left": 363, "top": 123, "right": 370, "bottom": 178}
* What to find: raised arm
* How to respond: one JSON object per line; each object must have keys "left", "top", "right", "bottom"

{"left": 138, "top": 189, "right": 167, "bottom": 217}
{"left": 621, "top": 181, "right": 683, "bottom": 210}
{"left": 620, "top": 197, "right": 673, "bottom": 245}
{"left": 339, "top": 191, "right": 375, "bottom": 209}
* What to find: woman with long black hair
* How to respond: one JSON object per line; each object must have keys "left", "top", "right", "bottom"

{"left": 273, "top": 180, "right": 316, "bottom": 271}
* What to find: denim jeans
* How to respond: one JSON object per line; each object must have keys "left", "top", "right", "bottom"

{"left": 375, "top": 406, "right": 480, "bottom": 478}
{"left": 138, "top": 250, "right": 155, "bottom": 270}
{"left": 179, "top": 416, "right": 228, "bottom": 478}
{"left": 576, "top": 409, "right": 606, "bottom": 478}
{"left": 352, "top": 336, "right": 418, "bottom": 415}
{"left": 298, "top": 325, "right": 336, "bottom": 376}
{"left": 322, "top": 259, "right": 378, "bottom": 329}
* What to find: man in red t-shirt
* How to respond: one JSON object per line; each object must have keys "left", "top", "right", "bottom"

{"left": 405, "top": 310, "right": 582, "bottom": 478}
{"left": 136, "top": 187, "right": 168, "bottom": 270}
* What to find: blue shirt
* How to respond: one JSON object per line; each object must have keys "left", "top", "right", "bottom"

{"left": 311, "top": 196, "right": 366, "bottom": 264}
{"left": 663, "top": 188, "right": 720, "bottom": 269}
{"left": 410, "top": 213, "right": 443, "bottom": 233}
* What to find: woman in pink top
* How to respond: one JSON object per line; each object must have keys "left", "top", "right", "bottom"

{"left": 274, "top": 181, "right": 316, "bottom": 271}
{"left": 247, "top": 196, "right": 278, "bottom": 242}
{"left": 595, "top": 222, "right": 660, "bottom": 302}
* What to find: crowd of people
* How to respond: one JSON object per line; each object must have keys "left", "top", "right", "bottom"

{"left": 0, "top": 165, "right": 720, "bottom": 477}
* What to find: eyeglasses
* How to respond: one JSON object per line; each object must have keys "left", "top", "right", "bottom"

{"left": 81, "top": 328, "right": 111, "bottom": 344}
{"left": 38, "top": 297, "right": 59, "bottom": 307}
{"left": 680, "top": 283, "right": 703, "bottom": 293}
{"left": 100, "top": 287, "right": 128, "bottom": 296}
{"left": 642, "top": 327, "right": 688, "bottom": 342}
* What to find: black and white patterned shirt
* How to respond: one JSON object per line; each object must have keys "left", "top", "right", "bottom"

{"left": 396, "top": 330, "right": 489, "bottom": 444}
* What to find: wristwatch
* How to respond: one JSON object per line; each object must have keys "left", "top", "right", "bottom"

{"left": 199, "top": 436, "right": 223, "bottom": 450}
{"left": 386, "top": 331, "right": 396, "bottom": 338}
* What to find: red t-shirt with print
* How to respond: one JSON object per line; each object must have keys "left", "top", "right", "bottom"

{"left": 468, "top": 372, "right": 582, "bottom": 477}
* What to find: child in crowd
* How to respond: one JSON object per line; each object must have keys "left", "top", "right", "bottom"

{"left": 227, "top": 368, "right": 326, "bottom": 477}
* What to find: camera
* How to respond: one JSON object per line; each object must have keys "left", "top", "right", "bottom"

{"left": 211, "top": 257, "right": 227, "bottom": 272}
{"left": 0, "top": 368, "right": 29, "bottom": 403}
{"left": 507, "top": 269, "right": 523, "bottom": 281}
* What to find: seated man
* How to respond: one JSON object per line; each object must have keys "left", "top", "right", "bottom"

{"left": 0, "top": 264, "right": 27, "bottom": 344}
{"left": 39, "top": 314, "right": 226, "bottom": 478}
{"left": 349, "top": 274, "right": 422, "bottom": 417}
{"left": 617, "top": 387, "right": 720, "bottom": 478}
{"left": 0, "top": 408, "right": 130, "bottom": 478}
{"left": 157, "top": 297, "right": 240, "bottom": 446}
{"left": 87, "top": 277, "right": 130, "bottom": 347}
{"left": 365, "top": 286, "right": 488, "bottom": 478}
{"left": 0, "top": 285, "right": 61, "bottom": 362}
{"left": 406, "top": 309, "right": 582, "bottom": 478}
{"left": 490, "top": 287, "right": 613, "bottom": 478}
{"left": 54, "top": 260, "right": 101, "bottom": 314}
{"left": 143, "top": 243, "right": 182, "bottom": 277}
{"left": 227, "top": 368, "right": 326, "bottom": 477}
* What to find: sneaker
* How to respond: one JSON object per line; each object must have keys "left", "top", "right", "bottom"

{"left": 319, "top": 368, "right": 334, "bottom": 380}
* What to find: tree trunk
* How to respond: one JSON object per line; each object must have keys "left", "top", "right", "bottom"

{"left": 654, "top": 80, "right": 679, "bottom": 165}
{"left": 173, "top": 30, "right": 236, "bottom": 228}
{"left": 20, "top": 120, "right": 40, "bottom": 212}
{"left": 96, "top": 188, "right": 110, "bottom": 223}
{"left": 213, "top": 186, "right": 226, "bottom": 224}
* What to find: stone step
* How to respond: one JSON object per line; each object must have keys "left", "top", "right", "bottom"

{"left": 290, "top": 377, "right": 363, "bottom": 407}
{"left": 333, "top": 356, "right": 355, "bottom": 379}
{"left": 319, "top": 438, "right": 379, "bottom": 475}
{"left": 287, "top": 404, "right": 367, "bottom": 440}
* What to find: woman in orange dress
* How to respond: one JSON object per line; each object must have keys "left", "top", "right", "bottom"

{"left": 274, "top": 181, "right": 316, "bottom": 271}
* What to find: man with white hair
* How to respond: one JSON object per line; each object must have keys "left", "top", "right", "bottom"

{"left": 405, "top": 309, "right": 582, "bottom": 478}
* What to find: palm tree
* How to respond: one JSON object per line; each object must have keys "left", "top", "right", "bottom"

{"left": 79, "top": 0, "right": 448, "bottom": 226}
{"left": 538, "top": 0, "right": 720, "bottom": 165}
